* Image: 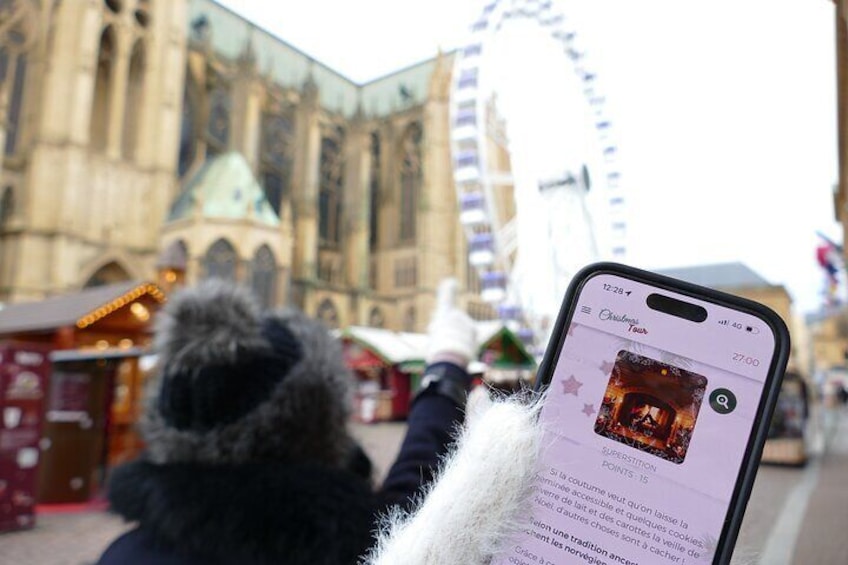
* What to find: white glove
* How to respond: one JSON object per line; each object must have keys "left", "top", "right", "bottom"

{"left": 425, "top": 279, "right": 477, "bottom": 366}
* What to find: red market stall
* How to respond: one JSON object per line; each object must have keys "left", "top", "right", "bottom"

{"left": 0, "top": 343, "right": 50, "bottom": 532}
{"left": 340, "top": 327, "right": 426, "bottom": 422}
{"left": 0, "top": 282, "right": 165, "bottom": 504}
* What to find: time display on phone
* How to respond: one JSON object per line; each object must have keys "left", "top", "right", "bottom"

{"left": 602, "top": 283, "right": 626, "bottom": 295}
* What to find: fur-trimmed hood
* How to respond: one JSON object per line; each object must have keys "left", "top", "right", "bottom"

{"left": 105, "top": 458, "right": 377, "bottom": 564}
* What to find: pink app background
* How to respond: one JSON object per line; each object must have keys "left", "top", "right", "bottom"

{"left": 492, "top": 274, "right": 776, "bottom": 565}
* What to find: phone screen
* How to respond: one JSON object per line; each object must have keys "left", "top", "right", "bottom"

{"left": 492, "top": 272, "right": 782, "bottom": 565}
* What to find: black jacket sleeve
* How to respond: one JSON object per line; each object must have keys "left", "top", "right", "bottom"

{"left": 377, "top": 362, "right": 470, "bottom": 512}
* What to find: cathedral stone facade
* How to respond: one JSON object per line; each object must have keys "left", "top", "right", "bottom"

{"left": 0, "top": 0, "right": 494, "bottom": 332}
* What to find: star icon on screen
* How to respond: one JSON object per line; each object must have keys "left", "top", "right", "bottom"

{"left": 582, "top": 403, "right": 596, "bottom": 417}
{"left": 561, "top": 375, "right": 583, "bottom": 396}
{"left": 600, "top": 360, "right": 615, "bottom": 374}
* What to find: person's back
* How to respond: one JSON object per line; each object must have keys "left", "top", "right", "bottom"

{"left": 97, "top": 280, "right": 481, "bottom": 564}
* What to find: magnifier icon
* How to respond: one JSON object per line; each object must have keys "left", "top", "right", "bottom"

{"left": 709, "top": 388, "right": 737, "bottom": 414}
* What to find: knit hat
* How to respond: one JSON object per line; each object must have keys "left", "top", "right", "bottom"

{"left": 140, "top": 280, "right": 356, "bottom": 468}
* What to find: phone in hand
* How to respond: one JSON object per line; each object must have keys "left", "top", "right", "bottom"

{"left": 493, "top": 262, "right": 789, "bottom": 565}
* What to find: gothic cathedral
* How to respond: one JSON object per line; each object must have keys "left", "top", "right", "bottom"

{"left": 0, "top": 0, "right": 495, "bottom": 331}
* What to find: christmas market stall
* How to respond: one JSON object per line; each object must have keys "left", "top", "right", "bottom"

{"left": 0, "top": 281, "right": 165, "bottom": 503}
{"left": 339, "top": 327, "right": 427, "bottom": 422}
{"left": 476, "top": 321, "right": 537, "bottom": 393}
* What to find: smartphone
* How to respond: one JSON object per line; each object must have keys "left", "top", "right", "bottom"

{"left": 493, "top": 262, "right": 789, "bottom": 565}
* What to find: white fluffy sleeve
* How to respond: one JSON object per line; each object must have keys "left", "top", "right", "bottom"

{"left": 366, "top": 395, "right": 543, "bottom": 565}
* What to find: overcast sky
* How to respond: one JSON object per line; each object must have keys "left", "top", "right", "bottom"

{"left": 217, "top": 0, "right": 840, "bottom": 314}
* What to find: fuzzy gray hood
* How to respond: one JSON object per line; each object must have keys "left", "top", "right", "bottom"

{"left": 141, "top": 280, "right": 356, "bottom": 468}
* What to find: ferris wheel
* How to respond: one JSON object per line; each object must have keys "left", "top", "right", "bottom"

{"left": 450, "top": 0, "right": 626, "bottom": 352}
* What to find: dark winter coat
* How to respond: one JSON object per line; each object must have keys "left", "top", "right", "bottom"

{"left": 97, "top": 460, "right": 376, "bottom": 564}
{"left": 97, "top": 380, "right": 466, "bottom": 565}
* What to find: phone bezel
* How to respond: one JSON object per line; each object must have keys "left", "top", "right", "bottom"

{"left": 533, "top": 262, "right": 791, "bottom": 565}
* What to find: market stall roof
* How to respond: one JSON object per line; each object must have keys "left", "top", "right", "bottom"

{"left": 0, "top": 281, "right": 166, "bottom": 334}
{"left": 341, "top": 326, "right": 427, "bottom": 369}
{"left": 476, "top": 321, "right": 536, "bottom": 370}
{"left": 340, "top": 322, "right": 536, "bottom": 371}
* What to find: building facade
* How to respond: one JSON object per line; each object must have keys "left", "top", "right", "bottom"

{"left": 836, "top": 0, "right": 847, "bottom": 243}
{"left": 0, "top": 0, "right": 494, "bottom": 331}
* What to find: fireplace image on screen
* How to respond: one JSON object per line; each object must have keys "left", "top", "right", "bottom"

{"left": 595, "top": 351, "right": 708, "bottom": 464}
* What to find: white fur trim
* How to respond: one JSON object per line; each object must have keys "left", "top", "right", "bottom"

{"left": 368, "top": 398, "right": 543, "bottom": 565}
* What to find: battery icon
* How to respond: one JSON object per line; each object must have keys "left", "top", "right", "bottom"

{"left": 745, "top": 326, "right": 760, "bottom": 334}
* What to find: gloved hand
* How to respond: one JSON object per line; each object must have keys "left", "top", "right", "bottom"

{"left": 425, "top": 278, "right": 477, "bottom": 368}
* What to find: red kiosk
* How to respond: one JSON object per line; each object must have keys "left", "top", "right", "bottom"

{"left": 0, "top": 282, "right": 165, "bottom": 507}
{"left": 0, "top": 343, "right": 50, "bottom": 532}
{"left": 340, "top": 327, "right": 427, "bottom": 422}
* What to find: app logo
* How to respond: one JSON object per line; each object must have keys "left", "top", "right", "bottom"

{"left": 598, "top": 308, "right": 640, "bottom": 326}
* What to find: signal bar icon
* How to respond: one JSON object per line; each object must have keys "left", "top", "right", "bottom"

{"left": 718, "top": 320, "right": 729, "bottom": 326}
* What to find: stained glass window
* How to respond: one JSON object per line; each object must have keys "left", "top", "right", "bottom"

{"left": 319, "top": 128, "right": 344, "bottom": 245}
{"left": 204, "top": 239, "right": 237, "bottom": 281}
{"left": 178, "top": 79, "right": 197, "bottom": 176}
{"left": 250, "top": 245, "right": 277, "bottom": 308}
{"left": 90, "top": 28, "right": 115, "bottom": 153}
{"left": 260, "top": 112, "right": 293, "bottom": 216}
{"left": 369, "top": 131, "right": 380, "bottom": 250}
{"left": 4, "top": 53, "right": 24, "bottom": 156}
{"left": 369, "top": 307, "right": 385, "bottom": 328}
{"left": 207, "top": 85, "right": 230, "bottom": 152}
{"left": 0, "top": 186, "right": 13, "bottom": 226}
{"left": 317, "top": 299, "right": 339, "bottom": 329}
{"left": 399, "top": 122, "right": 422, "bottom": 243}
{"left": 122, "top": 41, "right": 145, "bottom": 159}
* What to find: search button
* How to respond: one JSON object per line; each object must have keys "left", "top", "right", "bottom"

{"left": 709, "top": 388, "right": 737, "bottom": 415}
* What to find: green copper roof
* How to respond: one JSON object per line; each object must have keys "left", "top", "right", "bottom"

{"left": 168, "top": 152, "right": 280, "bottom": 226}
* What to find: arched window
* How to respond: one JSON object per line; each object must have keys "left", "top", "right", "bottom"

{"left": 203, "top": 238, "right": 237, "bottom": 281}
{"left": 399, "top": 122, "right": 422, "bottom": 243}
{"left": 84, "top": 261, "right": 131, "bottom": 288}
{"left": 260, "top": 112, "right": 293, "bottom": 216}
{"left": 178, "top": 75, "right": 198, "bottom": 176}
{"left": 368, "top": 307, "right": 384, "bottom": 329}
{"left": 369, "top": 131, "right": 380, "bottom": 250}
{"left": 319, "top": 126, "right": 344, "bottom": 246}
{"left": 122, "top": 40, "right": 145, "bottom": 159}
{"left": 90, "top": 27, "right": 115, "bottom": 152}
{"left": 157, "top": 240, "right": 188, "bottom": 287}
{"left": 317, "top": 298, "right": 339, "bottom": 329}
{"left": 403, "top": 306, "right": 416, "bottom": 332}
{"left": 0, "top": 186, "right": 13, "bottom": 227}
{"left": 0, "top": 49, "right": 26, "bottom": 156}
{"left": 206, "top": 84, "right": 230, "bottom": 157}
{"left": 250, "top": 245, "right": 277, "bottom": 309}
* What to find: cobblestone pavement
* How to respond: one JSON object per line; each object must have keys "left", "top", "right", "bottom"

{"left": 2, "top": 412, "right": 846, "bottom": 564}
{"left": 790, "top": 408, "right": 848, "bottom": 564}
{"left": 0, "top": 422, "right": 409, "bottom": 565}
{"left": 0, "top": 511, "right": 131, "bottom": 565}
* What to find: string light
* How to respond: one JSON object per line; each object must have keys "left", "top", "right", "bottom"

{"left": 75, "top": 283, "right": 167, "bottom": 328}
